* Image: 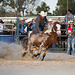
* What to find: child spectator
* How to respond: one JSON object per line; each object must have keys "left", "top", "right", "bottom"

{"left": 66, "top": 21, "right": 74, "bottom": 55}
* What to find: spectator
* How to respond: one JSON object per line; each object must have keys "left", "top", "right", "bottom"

{"left": 58, "top": 18, "right": 62, "bottom": 23}
{"left": 64, "top": 9, "right": 74, "bottom": 23}
{"left": 34, "top": 11, "right": 48, "bottom": 35}
{"left": 0, "top": 19, "right": 4, "bottom": 35}
{"left": 47, "top": 19, "right": 53, "bottom": 28}
{"left": 66, "top": 21, "right": 74, "bottom": 55}
{"left": 24, "top": 18, "right": 34, "bottom": 37}
{"left": 19, "top": 18, "right": 26, "bottom": 35}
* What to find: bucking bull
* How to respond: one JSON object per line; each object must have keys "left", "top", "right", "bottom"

{"left": 22, "top": 22, "right": 61, "bottom": 61}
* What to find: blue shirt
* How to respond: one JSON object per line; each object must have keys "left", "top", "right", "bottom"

{"left": 19, "top": 23, "right": 26, "bottom": 33}
{"left": 64, "top": 13, "right": 74, "bottom": 22}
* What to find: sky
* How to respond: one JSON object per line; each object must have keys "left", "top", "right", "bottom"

{"left": 40, "top": 0, "right": 58, "bottom": 13}
{"left": 0, "top": 0, "right": 58, "bottom": 15}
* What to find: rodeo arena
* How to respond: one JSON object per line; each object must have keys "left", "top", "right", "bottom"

{"left": 0, "top": 2, "right": 75, "bottom": 75}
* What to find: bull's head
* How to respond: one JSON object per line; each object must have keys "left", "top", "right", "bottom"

{"left": 56, "top": 24, "right": 61, "bottom": 36}
{"left": 53, "top": 22, "right": 61, "bottom": 36}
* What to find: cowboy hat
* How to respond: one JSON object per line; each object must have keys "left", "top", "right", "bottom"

{"left": 68, "top": 20, "right": 74, "bottom": 24}
{"left": 0, "top": 19, "right": 4, "bottom": 23}
{"left": 39, "top": 11, "right": 47, "bottom": 17}
{"left": 48, "top": 19, "right": 53, "bottom": 22}
{"left": 25, "top": 18, "right": 33, "bottom": 23}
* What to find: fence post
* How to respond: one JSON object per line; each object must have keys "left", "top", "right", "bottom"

{"left": 16, "top": 18, "right": 20, "bottom": 44}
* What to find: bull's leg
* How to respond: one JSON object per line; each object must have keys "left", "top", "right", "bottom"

{"left": 30, "top": 45, "right": 39, "bottom": 54}
{"left": 32, "top": 43, "right": 45, "bottom": 59}
{"left": 32, "top": 50, "right": 38, "bottom": 58}
{"left": 36, "top": 49, "right": 41, "bottom": 56}
{"left": 36, "top": 43, "right": 45, "bottom": 57}
{"left": 63, "top": 41, "right": 65, "bottom": 51}
{"left": 22, "top": 51, "right": 27, "bottom": 57}
{"left": 22, "top": 45, "right": 28, "bottom": 57}
{"left": 61, "top": 41, "right": 62, "bottom": 48}
{"left": 41, "top": 50, "right": 48, "bottom": 61}
{"left": 22, "top": 43, "right": 32, "bottom": 57}
{"left": 32, "top": 48, "right": 41, "bottom": 58}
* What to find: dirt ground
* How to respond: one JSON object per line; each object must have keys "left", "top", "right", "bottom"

{"left": 0, "top": 42, "right": 75, "bottom": 75}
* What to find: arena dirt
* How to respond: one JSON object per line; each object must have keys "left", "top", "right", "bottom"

{"left": 0, "top": 42, "right": 32, "bottom": 60}
{"left": 0, "top": 42, "right": 75, "bottom": 75}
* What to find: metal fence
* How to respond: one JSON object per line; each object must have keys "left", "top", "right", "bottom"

{"left": 0, "top": 16, "right": 74, "bottom": 51}
{"left": 0, "top": 23, "right": 16, "bottom": 43}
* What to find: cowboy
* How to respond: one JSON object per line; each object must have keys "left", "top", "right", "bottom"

{"left": 58, "top": 17, "right": 62, "bottom": 23}
{"left": 24, "top": 18, "right": 33, "bottom": 33}
{"left": 24, "top": 18, "right": 35, "bottom": 37}
{"left": 19, "top": 18, "right": 26, "bottom": 35}
{"left": 64, "top": 9, "right": 74, "bottom": 23}
{"left": 47, "top": 19, "right": 53, "bottom": 28}
{"left": 34, "top": 11, "right": 48, "bottom": 35}
{"left": 0, "top": 19, "right": 4, "bottom": 35}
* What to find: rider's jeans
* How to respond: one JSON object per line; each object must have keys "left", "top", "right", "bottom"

{"left": 72, "top": 38, "right": 75, "bottom": 55}
{"left": 32, "top": 23, "right": 47, "bottom": 33}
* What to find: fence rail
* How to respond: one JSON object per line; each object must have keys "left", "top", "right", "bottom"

{"left": 0, "top": 16, "right": 75, "bottom": 23}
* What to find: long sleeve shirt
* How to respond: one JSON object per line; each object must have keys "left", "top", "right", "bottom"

{"left": 66, "top": 26, "right": 75, "bottom": 38}
{"left": 19, "top": 23, "right": 26, "bottom": 33}
{"left": 64, "top": 13, "right": 74, "bottom": 22}
{"left": 66, "top": 27, "right": 73, "bottom": 37}
{"left": 35, "top": 15, "right": 48, "bottom": 32}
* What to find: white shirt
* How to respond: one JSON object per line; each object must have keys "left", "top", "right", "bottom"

{"left": 0, "top": 23, "right": 3, "bottom": 33}
{"left": 24, "top": 26, "right": 27, "bottom": 32}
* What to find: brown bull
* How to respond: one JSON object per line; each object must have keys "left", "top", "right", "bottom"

{"left": 22, "top": 22, "right": 61, "bottom": 61}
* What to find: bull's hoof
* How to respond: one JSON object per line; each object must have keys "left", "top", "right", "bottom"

{"left": 21, "top": 52, "right": 27, "bottom": 57}
{"left": 32, "top": 54, "right": 37, "bottom": 58}
{"left": 41, "top": 58, "right": 44, "bottom": 61}
{"left": 37, "top": 53, "right": 40, "bottom": 56}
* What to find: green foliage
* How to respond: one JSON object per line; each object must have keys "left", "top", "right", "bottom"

{"left": 36, "top": 2, "right": 50, "bottom": 13}
{"left": 0, "top": 7, "right": 6, "bottom": 17}
{"left": 0, "top": 0, "right": 38, "bottom": 16}
{"left": 53, "top": 0, "right": 75, "bottom": 16}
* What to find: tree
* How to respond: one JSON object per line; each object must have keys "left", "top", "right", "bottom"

{"left": 0, "top": 6, "right": 6, "bottom": 17}
{"left": 36, "top": 2, "right": 50, "bottom": 14}
{"left": 0, "top": 0, "right": 16, "bottom": 16}
{"left": 0, "top": 0, "right": 39, "bottom": 16}
{"left": 53, "top": 0, "right": 75, "bottom": 16}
